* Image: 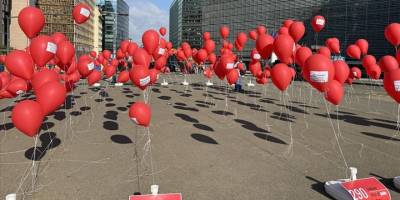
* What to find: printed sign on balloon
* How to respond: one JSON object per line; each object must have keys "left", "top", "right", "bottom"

{"left": 341, "top": 177, "right": 390, "bottom": 200}
{"left": 310, "top": 71, "right": 328, "bottom": 83}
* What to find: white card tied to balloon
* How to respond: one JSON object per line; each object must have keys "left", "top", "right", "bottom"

{"left": 129, "top": 193, "right": 182, "bottom": 200}
{"left": 140, "top": 76, "right": 150, "bottom": 86}
{"left": 87, "top": 62, "right": 95, "bottom": 71}
{"left": 80, "top": 8, "right": 90, "bottom": 17}
{"left": 310, "top": 71, "right": 328, "bottom": 83}
{"left": 316, "top": 19, "right": 325, "bottom": 26}
{"left": 46, "top": 42, "right": 57, "bottom": 54}
{"left": 394, "top": 80, "right": 400, "bottom": 92}
{"left": 158, "top": 48, "right": 166, "bottom": 55}
{"left": 253, "top": 54, "right": 261, "bottom": 60}
{"left": 226, "top": 63, "right": 234, "bottom": 70}
{"left": 341, "top": 177, "right": 391, "bottom": 200}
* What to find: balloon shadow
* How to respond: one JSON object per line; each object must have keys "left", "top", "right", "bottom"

{"left": 111, "top": 134, "right": 133, "bottom": 144}
{"left": 104, "top": 111, "right": 118, "bottom": 121}
{"left": 193, "top": 123, "right": 214, "bottom": 132}
{"left": 234, "top": 119, "right": 269, "bottom": 133}
{"left": 103, "top": 121, "right": 119, "bottom": 131}
{"left": 24, "top": 132, "right": 61, "bottom": 161}
{"left": 191, "top": 133, "right": 218, "bottom": 144}
{"left": 253, "top": 133, "right": 287, "bottom": 145}
{"left": 175, "top": 113, "right": 199, "bottom": 123}
{"left": 305, "top": 176, "right": 335, "bottom": 199}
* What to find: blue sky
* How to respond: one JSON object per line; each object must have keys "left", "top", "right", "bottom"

{"left": 126, "top": 0, "right": 174, "bottom": 43}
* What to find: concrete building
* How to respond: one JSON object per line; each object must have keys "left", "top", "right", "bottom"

{"left": 201, "top": 0, "right": 400, "bottom": 61}
{"left": 0, "top": 0, "right": 11, "bottom": 54}
{"left": 93, "top": 5, "right": 103, "bottom": 53}
{"left": 169, "top": 0, "right": 203, "bottom": 48}
{"left": 100, "top": 0, "right": 129, "bottom": 54}
{"left": 9, "top": 0, "right": 34, "bottom": 51}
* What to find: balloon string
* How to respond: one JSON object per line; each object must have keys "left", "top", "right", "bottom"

{"left": 336, "top": 106, "right": 343, "bottom": 139}
{"left": 146, "top": 127, "right": 155, "bottom": 185}
{"left": 323, "top": 96, "right": 349, "bottom": 178}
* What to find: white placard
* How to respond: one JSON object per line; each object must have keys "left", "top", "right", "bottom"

{"left": 310, "top": 71, "right": 328, "bottom": 83}
{"left": 80, "top": 8, "right": 90, "bottom": 17}
{"left": 253, "top": 54, "right": 261, "bottom": 60}
{"left": 394, "top": 80, "right": 400, "bottom": 92}
{"left": 46, "top": 42, "right": 57, "bottom": 54}
{"left": 158, "top": 48, "right": 166, "bottom": 55}
{"left": 87, "top": 62, "right": 95, "bottom": 70}
{"left": 316, "top": 19, "right": 325, "bottom": 26}
{"left": 140, "top": 76, "right": 150, "bottom": 86}
{"left": 226, "top": 63, "right": 234, "bottom": 69}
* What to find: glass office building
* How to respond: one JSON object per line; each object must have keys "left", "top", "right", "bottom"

{"left": 100, "top": 0, "right": 129, "bottom": 54}
{"left": 202, "top": 0, "right": 400, "bottom": 61}
{"left": 0, "top": 0, "right": 11, "bottom": 54}
{"left": 169, "top": 0, "right": 203, "bottom": 48}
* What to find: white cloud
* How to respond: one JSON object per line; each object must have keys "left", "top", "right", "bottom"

{"left": 128, "top": 0, "right": 169, "bottom": 45}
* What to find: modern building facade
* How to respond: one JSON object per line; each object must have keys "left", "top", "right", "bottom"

{"left": 100, "top": 0, "right": 129, "bottom": 54}
{"left": 201, "top": 0, "right": 400, "bottom": 61}
{"left": 169, "top": 0, "right": 203, "bottom": 48}
{"left": 9, "top": 0, "right": 32, "bottom": 51}
{"left": 36, "top": 0, "right": 96, "bottom": 57}
{"left": 93, "top": 5, "right": 103, "bottom": 53}
{"left": 0, "top": 0, "right": 11, "bottom": 54}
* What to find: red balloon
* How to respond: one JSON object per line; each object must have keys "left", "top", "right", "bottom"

{"left": 51, "top": 32, "right": 67, "bottom": 45}
{"left": 133, "top": 48, "right": 151, "bottom": 67}
{"left": 226, "top": 69, "right": 239, "bottom": 85}
{"left": 0, "top": 72, "right": 10, "bottom": 90}
{"left": 5, "top": 50, "right": 34, "bottom": 80}
{"left": 346, "top": 44, "right": 361, "bottom": 60}
{"left": 0, "top": 55, "right": 6, "bottom": 64}
{"left": 355, "top": 39, "right": 368, "bottom": 55}
{"left": 325, "top": 80, "right": 344, "bottom": 105}
{"left": 159, "top": 27, "right": 167, "bottom": 36}
{"left": 249, "top": 30, "right": 258, "bottom": 40}
{"left": 31, "top": 69, "right": 59, "bottom": 91}
{"left": 366, "top": 64, "right": 381, "bottom": 80}
{"left": 196, "top": 49, "right": 208, "bottom": 63}
{"left": 350, "top": 67, "right": 362, "bottom": 79}
{"left": 325, "top": 38, "right": 340, "bottom": 54}
{"left": 89, "top": 51, "right": 97, "bottom": 58}
{"left": 362, "top": 55, "right": 376, "bottom": 69}
{"left": 317, "top": 46, "right": 331, "bottom": 58}
{"left": 129, "top": 101, "right": 151, "bottom": 127}
{"left": 56, "top": 40, "right": 75, "bottom": 66}
{"left": 12, "top": 100, "right": 44, "bottom": 137}
{"left": 220, "top": 26, "right": 230, "bottom": 39}
{"left": 289, "top": 21, "right": 305, "bottom": 42}
{"left": 116, "top": 49, "right": 125, "bottom": 59}
{"left": 6, "top": 77, "right": 28, "bottom": 96}
{"left": 273, "top": 34, "right": 295, "bottom": 64}
{"left": 77, "top": 55, "right": 95, "bottom": 77}
{"left": 203, "top": 40, "right": 215, "bottom": 54}
{"left": 278, "top": 27, "right": 289, "bottom": 35}
{"left": 311, "top": 15, "right": 326, "bottom": 32}
{"left": 333, "top": 60, "right": 350, "bottom": 84}
{"left": 104, "top": 66, "right": 116, "bottom": 78}
{"left": 18, "top": 7, "right": 45, "bottom": 39}
{"left": 103, "top": 50, "right": 112, "bottom": 60}
{"left": 256, "top": 77, "right": 268, "bottom": 85}
{"left": 384, "top": 23, "right": 400, "bottom": 47}
{"left": 203, "top": 32, "right": 211, "bottom": 41}
{"left": 117, "top": 71, "right": 130, "bottom": 83}
{"left": 142, "top": 29, "right": 160, "bottom": 54}
{"left": 128, "top": 42, "right": 138, "bottom": 56}
{"left": 236, "top": 32, "right": 247, "bottom": 47}
{"left": 120, "top": 40, "right": 130, "bottom": 53}
{"left": 87, "top": 70, "right": 101, "bottom": 86}
{"left": 154, "top": 56, "right": 167, "bottom": 70}
{"left": 176, "top": 49, "right": 186, "bottom": 61}
{"left": 257, "top": 25, "right": 267, "bottom": 35}
{"left": 72, "top": 3, "right": 91, "bottom": 24}
{"left": 271, "top": 63, "right": 292, "bottom": 91}
{"left": 384, "top": 69, "right": 400, "bottom": 103}
{"left": 30, "top": 35, "right": 57, "bottom": 67}
{"left": 149, "top": 69, "right": 159, "bottom": 85}
{"left": 397, "top": 51, "right": 400, "bottom": 64}
{"left": 379, "top": 55, "right": 399, "bottom": 73}
{"left": 204, "top": 67, "right": 213, "bottom": 79}
{"left": 208, "top": 53, "right": 217, "bottom": 64}
{"left": 256, "top": 34, "right": 274, "bottom": 59}
{"left": 130, "top": 66, "right": 150, "bottom": 90}
{"left": 303, "top": 54, "right": 335, "bottom": 92}
{"left": 166, "top": 42, "right": 173, "bottom": 50}
{"left": 283, "top": 19, "right": 294, "bottom": 28}
{"left": 295, "top": 46, "right": 312, "bottom": 68}
{"left": 237, "top": 62, "right": 244, "bottom": 71}
{"left": 36, "top": 81, "right": 67, "bottom": 115}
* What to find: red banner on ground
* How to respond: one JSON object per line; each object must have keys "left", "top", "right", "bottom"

{"left": 129, "top": 193, "right": 182, "bottom": 200}
{"left": 341, "top": 177, "right": 390, "bottom": 200}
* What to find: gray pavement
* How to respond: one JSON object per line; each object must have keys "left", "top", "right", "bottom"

{"left": 1, "top": 74, "right": 400, "bottom": 199}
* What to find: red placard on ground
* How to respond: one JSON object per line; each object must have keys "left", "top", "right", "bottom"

{"left": 129, "top": 193, "right": 182, "bottom": 200}
{"left": 341, "top": 177, "right": 390, "bottom": 200}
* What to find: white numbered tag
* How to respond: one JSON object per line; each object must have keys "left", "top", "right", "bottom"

{"left": 46, "top": 42, "right": 57, "bottom": 54}
{"left": 158, "top": 48, "right": 165, "bottom": 55}
{"left": 316, "top": 19, "right": 325, "bottom": 26}
{"left": 226, "top": 63, "right": 234, "bottom": 69}
{"left": 87, "top": 62, "right": 95, "bottom": 70}
{"left": 394, "top": 80, "right": 400, "bottom": 92}
{"left": 140, "top": 76, "right": 150, "bottom": 86}
{"left": 80, "top": 8, "right": 90, "bottom": 17}
{"left": 253, "top": 54, "right": 261, "bottom": 59}
{"left": 310, "top": 71, "right": 328, "bottom": 83}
